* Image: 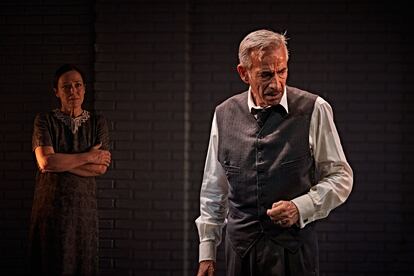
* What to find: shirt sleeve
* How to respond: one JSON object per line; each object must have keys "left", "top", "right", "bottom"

{"left": 32, "top": 113, "right": 52, "bottom": 151}
{"left": 195, "top": 112, "right": 229, "bottom": 262}
{"left": 291, "top": 97, "right": 353, "bottom": 228}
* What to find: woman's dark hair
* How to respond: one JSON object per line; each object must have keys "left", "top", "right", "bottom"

{"left": 53, "top": 64, "right": 86, "bottom": 89}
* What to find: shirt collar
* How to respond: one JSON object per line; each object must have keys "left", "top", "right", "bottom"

{"left": 247, "top": 86, "right": 289, "bottom": 114}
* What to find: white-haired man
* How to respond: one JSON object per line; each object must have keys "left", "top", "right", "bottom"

{"left": 196, "top": 29, "right": 353, "bottom": 276}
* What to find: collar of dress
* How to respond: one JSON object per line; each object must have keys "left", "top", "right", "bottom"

{"left": 53, "top": 109, "right": 90, "bottom": 134}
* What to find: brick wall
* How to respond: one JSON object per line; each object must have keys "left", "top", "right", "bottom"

{"left": 0, "top": 0, "right": 413, "bottom": 275}
{"left": 93, "top": 0, "right": 187, "bottom": 275}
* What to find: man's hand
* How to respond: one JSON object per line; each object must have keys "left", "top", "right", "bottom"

{"left": 197, "top": 260, "right": 216, "bottom": 276}
{"left": 266, "top": 200, "right": 299, "bottom": 227}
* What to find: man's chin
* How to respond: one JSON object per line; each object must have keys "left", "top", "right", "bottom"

{"left": 264, "top": 95, "right": 282, "bottom": 105}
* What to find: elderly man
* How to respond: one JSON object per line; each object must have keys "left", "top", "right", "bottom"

{"left": 195, "top": 29, "right": 353, "bottom": 276}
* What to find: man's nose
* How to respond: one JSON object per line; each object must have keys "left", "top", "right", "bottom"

{"left": 269, "top": 76, "right": 282, "bottom": 90}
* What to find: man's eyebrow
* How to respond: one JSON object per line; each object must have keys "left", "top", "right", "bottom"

{"left": 259, "top": 70, "right": 274, "bottom": 75}
{"left": 259, "top": 69, "right": 274, "bottom": 73}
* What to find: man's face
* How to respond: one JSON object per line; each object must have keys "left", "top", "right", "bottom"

{"left": 238, "top": 45, "right": 288, "bottom": 107}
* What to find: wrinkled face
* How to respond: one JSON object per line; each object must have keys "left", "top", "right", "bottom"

{"left": 54, "top": 70, "right": 85, "bottom": 112}
{"left": 238, "top": 45, "right": 288, "bottom": 107}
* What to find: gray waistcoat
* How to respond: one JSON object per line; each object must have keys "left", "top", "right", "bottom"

{"left": 216, "top": 86, "right": 318, "bottom": 258}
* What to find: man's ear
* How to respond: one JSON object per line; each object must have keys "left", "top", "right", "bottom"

{"left": 237, "top": 64, "right": 249, "bottom": 84}
{"left": 54, "top": 88, "right": 59, "bottom": 98}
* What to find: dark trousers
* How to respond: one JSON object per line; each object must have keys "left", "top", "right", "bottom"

{"left": 225, "top": 234, "right": 319, "bottom": 276}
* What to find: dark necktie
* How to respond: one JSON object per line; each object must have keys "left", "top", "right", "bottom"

{"left": 251, "top": 105, "right": 286, "bottom": 127}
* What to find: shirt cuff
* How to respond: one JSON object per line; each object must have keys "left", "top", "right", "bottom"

{"left": 291, "top": 194, "right": 315, "bottom": 228}
{"left": 199, "top": 241, "right": 216, "bottom": 262}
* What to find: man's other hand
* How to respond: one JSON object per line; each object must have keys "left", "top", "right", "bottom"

{"left": 197, "top": 260, "right": 216, "bottom": 276}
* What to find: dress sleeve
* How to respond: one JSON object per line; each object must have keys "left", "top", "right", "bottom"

{"left": 32, "top": 113, "right": 53, "bottom": 151}
{"left": 95, "top": 114, "right": 110, "bottom": 151}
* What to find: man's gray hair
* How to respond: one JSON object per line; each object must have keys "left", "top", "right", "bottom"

{"left": 238, "top": 29, "right": 289, "bottom": 69}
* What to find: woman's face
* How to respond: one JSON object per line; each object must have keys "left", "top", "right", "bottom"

{"left": 54, "top": 70, "right": 85, "bottom": 114}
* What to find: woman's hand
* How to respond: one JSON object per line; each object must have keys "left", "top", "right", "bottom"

{"left": 88, "top": 143, "right": 111, "bottom": 167}
{"left": 34, "top": 144, "right": 111, "bottom": 173}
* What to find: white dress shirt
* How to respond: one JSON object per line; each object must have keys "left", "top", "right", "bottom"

{"left": 195, "top": 87, "right": 353, "bottom": 262}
